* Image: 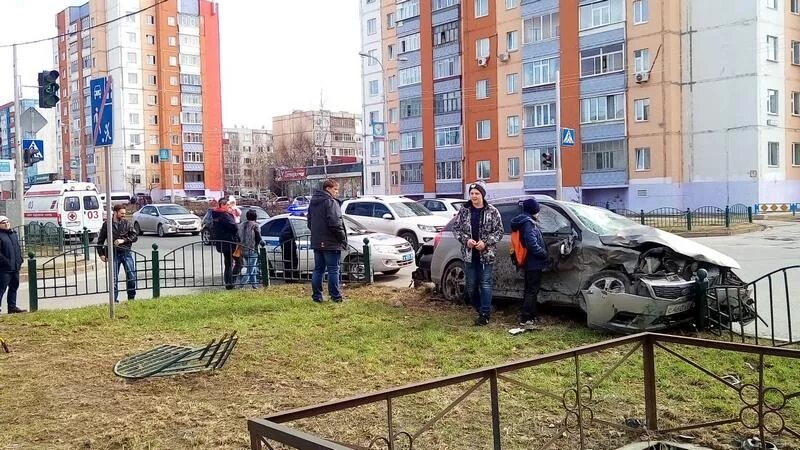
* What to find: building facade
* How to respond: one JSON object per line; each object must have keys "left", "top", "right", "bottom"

{"left": 359, "top": 0, "right": 800, "bottom": 209}
{"left": 222, "top": 126, "right": 273, "bottom": 195}
{"left": 55, "top": 0, "right": 223, "bottom": 199}
{"left": 0, "top": 100, "right": 60, "bottom": 192}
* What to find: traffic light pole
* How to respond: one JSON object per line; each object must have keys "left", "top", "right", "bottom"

{"left": 554, "top": 70, "right": 564, "bottom": 201}
{"left": 12, "top": 44, "right": 25, "bottom": 236}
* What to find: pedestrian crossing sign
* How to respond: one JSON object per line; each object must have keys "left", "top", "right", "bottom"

{"left": 561, "top": 128, "right": 575, "bottom": 147}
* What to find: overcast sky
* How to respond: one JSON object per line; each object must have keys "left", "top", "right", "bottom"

{"left": 0, "top": 0, "right": 363, "bottom": 129}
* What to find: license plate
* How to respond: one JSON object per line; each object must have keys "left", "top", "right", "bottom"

{"left": 666, "top": 302, "right": 692, "bottom": 315}
{"left": 402, "top": 253, "right": 413, "bottom": 262}
{"left": 180, "top": 226, "right": 195, "bottom": 230}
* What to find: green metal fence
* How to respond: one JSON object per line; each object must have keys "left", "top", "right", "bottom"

{"left": 606, "top": 204, "right": 753, "bottom": 232}
{"left": 12, "top": 222, "right": 84, "bottom": 258}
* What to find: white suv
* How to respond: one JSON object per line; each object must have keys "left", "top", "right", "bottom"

{"left": 342, "top": 196, "right": 451, "bottom": 248}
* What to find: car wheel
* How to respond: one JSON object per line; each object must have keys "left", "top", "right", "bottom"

{"left": 399, "top": 231, "right": 419, "bottom": 250}
{"left": 383, "top": 269, "right": 401, "bottom": 276}
{"left": 134, "top": 222, "right": 142, "bottom": 236}
{"left": 441, "top": 260, "right": 466, "bottom": 303}
{"left": 157, "top": 224, "right": 165, "bottom": 237}
{"left": 586, "top": 270, "right": 631, "bottom": 296}
{"left": 345, "top": 254, "right": 366, "bottom": 282}
{"left": 202, "top": 228, "right": 211, "bottom": 245}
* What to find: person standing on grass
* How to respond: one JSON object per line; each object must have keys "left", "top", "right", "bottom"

{"left": 510, "top": 198, "right": 550, "bottom": 329}
{"left": 211, "top": 198, "right": 239, "bottom": 290}
{"left": 307, "top": 179, "right": 347, "bottom": 303}
{"left": 97, "top": 205, "right": 138, "bottom": 303}
{"left": 0, "top": 216, "right": 25, "bottom": 314}
{"left": 238, "top": 209, "right": 262, "bottom": 288}
{"left": 451, "top": 182, "right": 504, "bottom": 326}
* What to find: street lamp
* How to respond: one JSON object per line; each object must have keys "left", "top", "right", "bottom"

{"left": 359, "top": 52, "right": 407, "bottom": 195}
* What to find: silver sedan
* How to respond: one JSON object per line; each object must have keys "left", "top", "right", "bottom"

{"left": 133, "top": 203, "right": 203, "bottom": 237}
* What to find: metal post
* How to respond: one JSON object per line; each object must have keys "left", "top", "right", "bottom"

{"left": 694, "top": 268, "right": 709, "bottom": 331}
{"left": 489, "top": 371, "right": 502, "bottom": 450}
{"left": 27, "top": 252, "right": 37, "bottom": 312}
{"left": 640, "top": 210, "right": 645, "bottom": 225}
{"left": 151, "top": 243, "right": 160, "bottom": 298}
{"left": 259, "top": 241, "right": 270, "bottom": 287}
{"left": 554, "top": 70, "right": 564, "bottom": 201}
{"left": 686, "top": 208, "right": 692, "bottom": 231}
{"left": 363, "top": 237, "right": 373, "bottom": 284}
{"left": 12, "top": 44, "right": 25, "bottom": 241}
{"left": 748, "top": 206, "right": 753, "bottom": 223}
{"left": 725, "top": 206, "right": 731, "bottom": 228}
{"left": 82, "top": 227, "right": 89, "bottom": 260}
{"left": 643, "top": 335, "right": 658, "bottom": 430}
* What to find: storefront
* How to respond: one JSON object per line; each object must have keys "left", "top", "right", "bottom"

{"left": 274, "top": 160, "right": 364, "bottom": 199}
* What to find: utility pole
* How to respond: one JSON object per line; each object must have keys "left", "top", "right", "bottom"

{"left": 555, "top": 70, "right": 564, "bottom": 201}
{"left": 12, "top": 44, "right": 25, "bottom": 234}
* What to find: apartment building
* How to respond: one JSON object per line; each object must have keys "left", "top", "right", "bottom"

{"left": 222, "top": 126, "right": 273, "bottom": 195}
{"left": 54, "top": 0, "right": 223, "bottom": 199}
{"left": 359, "top": 0, "right": 800, "bottom": 209}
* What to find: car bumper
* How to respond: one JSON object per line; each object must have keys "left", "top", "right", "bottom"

{"left": 411, "top": 245, "right": 434, "bottom": 283}
{"left": 166, "top": 225, "right": 201, "bottom": 234}
{"left": 371, "top": 250, "right": 416, "bottom": 272}
{"left": 582, "top": 288, "right": 697, "bottom": 333}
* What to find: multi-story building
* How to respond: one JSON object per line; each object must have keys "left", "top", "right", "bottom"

{"left": 0, "top": 100, "right": 60, "bottom": 190}
{"left": 222, "top": 126, "right": 273, "bottom": 195}
{"left": 54, "top": 0, "right": 223, "bottom": 199}
{"left": 359, "top": 0, "right": 800, "bottom": 209}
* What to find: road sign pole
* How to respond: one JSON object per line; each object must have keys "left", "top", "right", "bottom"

{"left": 555, "top": 70, "right": 564, "bottom": 201}
{"left": 12, "top": 44, "right": 25, "bottom": 239}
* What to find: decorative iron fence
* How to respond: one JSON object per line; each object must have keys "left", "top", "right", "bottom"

{"left": 248, "top": 333, "right": 800, "bottom": 449}
{"left": 607, "top": 204, "right": 753, "bottom": 231}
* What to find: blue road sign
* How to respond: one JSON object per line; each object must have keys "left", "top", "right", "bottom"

{"left": 90, "top": 77, "right": 113, "bottom": 146}
{"left": 22, "top": 139, "right": 44, "bottom": 164}
{"left": 561, "top": 128, "right": 575, "bottom": 147}
{"left": 159, "top": 148, "right": 170, "bottom": 161}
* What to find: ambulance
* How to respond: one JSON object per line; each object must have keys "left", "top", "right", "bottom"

{"left": 24, "top": 181, "right": 106, "bottom": 239}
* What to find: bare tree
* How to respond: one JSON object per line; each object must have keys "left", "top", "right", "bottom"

{"left": 271, "top": 130, "right": 315, "bottom": 195}
{"left": 250, "top": 149, "right": 274, "bottom": 194}
{"left": 125, "top": 172, "right": 140, "bottom": 194}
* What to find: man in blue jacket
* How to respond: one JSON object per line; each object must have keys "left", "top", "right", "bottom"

{"left": 0, "top": 216, "right": 24, "bottom": 313}
{"left": 510, "top": 199, "right": 550, "bottom": 328}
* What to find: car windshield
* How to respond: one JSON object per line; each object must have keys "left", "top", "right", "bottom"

{"left": 240, "top": 207, "right": 269, "bottom": 220}
{"left": 451, "top": 201, "right": 467, "bottom": 210}
{"left": 565, "top": 203, "right": 642, "bottom": 235}
{"left": 391, "top": 201, "right": 432, "bottom": 218}
{"left": 344, "top": 216, "right": 369, "bottom": 235}
{"left": 158, "top": 205, "right": 191, "bottom": 215}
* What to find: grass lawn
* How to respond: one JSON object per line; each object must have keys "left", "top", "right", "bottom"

{"left": 2, "top": 285, "right": 800, "bottom": 449}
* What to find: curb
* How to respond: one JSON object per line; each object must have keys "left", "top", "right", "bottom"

{"left": 675, "top": 224, "right": 766, "bottom": 238}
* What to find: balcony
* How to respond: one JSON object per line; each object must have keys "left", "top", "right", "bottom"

{"left": 184, "top": 181, "right": 205, "bottom": 190}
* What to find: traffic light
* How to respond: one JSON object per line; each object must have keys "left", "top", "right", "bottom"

{"left": 541, "top": 152, "right": 554, "bottom": 170}
{"left": 37, "top": 70, "right": 60, "bottom": 108}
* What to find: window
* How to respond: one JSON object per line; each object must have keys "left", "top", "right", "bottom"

{"left": 148, "top": 115, "right": 158, "bottom": 125}
{"left": 633, "top": 0, "right": 649, "bottom": 23}
{"left": 389, "top": 139, "right": 399, "bottom": 155}
{"left": 434, "top": 55, "right": 460, "bottom": 78}
{"left": 768, "top": 142, "right": 780, "bottom": 167}
{"left": 389, "top": 108, "right": 399, "bottom": 123}
{"left": 765, "top": 35, "right": 779, "bottom": 62}
{"left": 145, "top": 34, "right": 155, "bottom": 45}
{"left": 128, "top": 113, "right": 140, "bottom": 125}
{"left": 768, "top": 89, "right": 779, "bottom": 115}
{"left": 369, "top": 80, "right": 379, "bottom": 96}
{"left": 370, "top": 141, "right": 381, "bottom": 157}
{"left": 476, "top": 79, "right": 489, "bottom": 99}
{"left": 171, "top": 115, "right": 180, "bottom": 125}
{"left": 149, "top": 135, "right": 158, "bottom": 145}
{"left": 397, "top": 0, "right": 420, "bottom": 20}
{"left": 435, "top": 161, "right": 463, "bottom": 180}
{"left": 524, "top": 102, "right": 556, "bottom": 127}
{"left": 792, "top": 41, "right": 800, "bottom": 64}
{"left": 433, "top": 21, "right": 459, "bottom": 47}
{"left": 150, "top": 155, "right": 160, "bottom": 164}
{"left": 180, "top": 54, "right": 200, "bottom": 66}
{"left": 793, "top": 0, "right": 800, "bottom": 13}
{"left": 506, "top": 0, "right": 516, "bottom": 9}
{"left": 506, "top": 73, "right": 518, "bottom": 94}
{"left": 476, "top": 120, "right": 491, "bottom": 140}
{"left": 434, "top": 91, "right": 462, "bottom": 113}
{"left": 184, "top": 152, "right": 204, "bottom": 162}
{"left": 128, "top": 93, "right": 139, "bottom": 104}
{"left": 476, "top": 160, "right": 491, "bottom": 179}
{"left": 793, "top": 143, "right": 800, "bottom": 166}
{"left": 180, "top": 35, "right": 199, "bottom": 47}
{"left": 182, "top": 112, "right": 203, "bottom": 124}
{"left": 634, "top": 98, "right": 650, "bottom": 121}
{"left": 768, "top": 0, "right": 778, "bottom": 8}
{"left": 581, "top": 140, "right": 627, "bottom": 171}
{"left": 400, "top": 98, "right": 422, "bottom": 118}
{"left": 581, "top": 94, "right": 625, "bottom": 123}
{"left": 388, "top": 44, "right": 395, "bottom": 59}
{"left": 171, "top": 134, "right": 179, "bottom": 145}
{"left": 367, "top": 18, "right": 377, "bottom": 35}
{"left": 401, "top": 131, "right": 423, "bottom": 150}
{"left": 387, "top": 13, "right": 395, "bottom": 29}
{"left": 181, "top": 93, "right": 202, "bottom": 106}
{"left": 792, "top": 92, "right": 800, "bottom": 115}
{"left": 507, "top": 116, "right": 520, "bottom": 136}
{"left": 398, "top": 66, "right": 421, "bottom": 86}
{"left": 581, "top": 43, "right": 624, "bottom": 77}
{"left": 169, "top": 56, "right": 177, "bottom": 66}
{"left": 173, "top": 175, "right": 181, "bottom": 185}
{"left": 180, "top": 73, "right": 201, "bottom": 85}
{"left": 128, "top": 73, "right": 138, "bottom": 84}
{"left": 634, "top": 49, "right": 649, "bottom": 73}
{"left": 146, "top": 15, "right": 155, "bottom": 25}
{"left": 371, "top": 172, "right": 381, "bottom": 187}
{"left": 146, "top": 54, "right": 156, "bottom": 65}
{"left": 127, "top": 52, "right": 137, "bottom": 64}
{"left": 523, "top": 12, "right": 560, "bottom": 44}
{"left": 145, "top": 74, "right": 156, "bottom": 85}
{"left": 475, "top": 0, "right": 488, "bottom": 17}
{"left": 400, "top": 163, "right": 423, "bottom": 183}
{"left": 524, "top": 147, "right": 557, "bottom": 172}
{"left": 130, "top": 154, "right": 141, "bottom": 164}
{"left": 398, "top": 33, "right": 420, "bottom": 53}
{"left": 388, "top": 75, "right": 397, "bottom": 91}
{"left": 476, "top": 38, "right": 490, "bottom": 58}
{"left": 506, "top": 31, "right": 519, "bottom": 52}
{"left": 435, "top": 126, "right": 461, "bottom": 147}
{"left": 635, "top": 147, "right": 651, "bottom": 171}
{"left": 168, "top": 36, "right": 176, "bottom": 46}
{"left": 579, "top": 0, "right": 624, "bottom": 30}
{"left": 127, "top": 32, "right": 137, "bottom": 43}
{"left": 369, "top": 110, "right": 380, "bottom": 124}
{"left": 508, "top": 157, "right": 520, "bottom": 178}
{"left": 147, "top": 95, "right": 158, "bottom": 105}
{"left": 130, "top": 134, "right": 142, "bottom": 146}
{"left": 391, "top": 171, "right": 399, "bottom": 185}
{"left": 433, "top": 0, "right": 459, "bottom": 10}
{"left": 523, "top": 57, "right": 560, "bottom": 86}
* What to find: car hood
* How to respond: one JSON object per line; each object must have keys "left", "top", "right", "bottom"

{"left": 598, "top": 227, "right": 740, "bottom": 269}
{"left": 162, "top": 214, "right": 200, "bottom": 221}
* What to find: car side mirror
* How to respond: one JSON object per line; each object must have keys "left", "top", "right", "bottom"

{"left": 151, "top": 212, "right": 158, "bottom": 216}
{"left": 382, "top": 213, "right": 393, "bottom": 220}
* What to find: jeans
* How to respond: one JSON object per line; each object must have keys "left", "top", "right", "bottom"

{"left": 220, "top": 244, "right": 234, "bottom": 289}
{"left": 312, "top": 250, "right": 342, "bottom": 301}
{"left": 113, "top": 251, "right": 137, "bottom": 301}
{"left": 0, "top": 271, "right": 20, "bottom": 311}
{"left": 465, "top": 261, "right": 493, "bottom": 318}
{"left": 240, "top": 249, "right": 260, "bottom": 286}
{"left": 519, "top": 270, "right": 543, "bottom": 322}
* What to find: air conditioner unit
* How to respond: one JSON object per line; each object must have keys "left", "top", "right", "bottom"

{"left": 634, "top": 72, "right": 650, "bottom": 83}
{"left": 477, "top": 57, "right": 489, "bottom": 67}
{"left": 498, "top": 53, "right": 509, "bottom": 62}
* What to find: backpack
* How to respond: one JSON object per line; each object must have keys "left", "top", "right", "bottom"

{"left": 509, "top": 226, "right": 527, "bottom": 268}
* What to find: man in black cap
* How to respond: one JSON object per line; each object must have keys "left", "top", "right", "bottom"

{"left": 510, "top": 198, "right": 550, "bottom": 328}
{"left": 451, "top": 182, "right": 504, "bottom": 326}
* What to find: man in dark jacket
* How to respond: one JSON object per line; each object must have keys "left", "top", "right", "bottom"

{"left": 211, "top": 198, "right": 239, "bottom": 290}
{"left": 0, "top": 216, "right": 25, "bottom": 313}
{"left": 510, "top": 198, "right": 550, "bottom": 328}
{"left": 307, "top": 179, "right": 347, "bottom": 303}
{"left": 97, "top": 205, "right": 139, "bottom": 302}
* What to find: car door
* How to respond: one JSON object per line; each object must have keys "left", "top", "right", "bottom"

{"left": 260, "top": 218, "right": 287, "bottom": 270}
{"left": 289, "top": 218, "right": 313, "bottom": 271}
{"left": 371, "top": 202, "right": 394, "bottom": 233}
{"left": 82, "top": 194, "right": 103, "bottom": 233}
{"left": 537, "top": 203, "right": 581, "bottom": 304}
{"left": 345, "top": 202, "right": 378, "bottom": 232}
{"left": 147, "top": 207, "right": 161, "bottom": 233}
{"left": 491, "top": 202, "right": 525, "bottom": 298}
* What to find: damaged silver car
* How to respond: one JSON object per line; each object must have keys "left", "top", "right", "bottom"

{"left": 412, "top": 196, "right": 755, "bottom": 333}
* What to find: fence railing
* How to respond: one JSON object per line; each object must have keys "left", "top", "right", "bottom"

{"left": 608, "top": 204, "right": 753, "bottom": 231}
{"left": 248, "top": 333, "right": 800, "bottom": 450}
{"left": 12, "top": 222, "right": 88, "bottom": 258}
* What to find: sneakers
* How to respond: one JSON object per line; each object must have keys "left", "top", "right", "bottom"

{"left": 474, "top": 315, "right": 489, "bottom": 326}
{"left": 7, "top": 306, "right": 26, "bottom": 314}
{"left": 331, "top": 297, "right": 343, "bottom": 303}
{"left": 518, "top": 319, "right": 542, "bottom": 330}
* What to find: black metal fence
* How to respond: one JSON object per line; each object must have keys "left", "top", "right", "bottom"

{"left": 609, "top": 204, "right": 753, "bottom": 231}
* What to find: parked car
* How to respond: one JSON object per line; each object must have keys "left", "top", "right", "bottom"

{"left": 133, "top": 204, "right": 202, "bottom": 237}
{"left": 417, "top": 198, "right": 467, "bottom": 218}
{"left": 160, "top": 195, "right": 186, "bottom": 203}
{"left": 342, "top": 195, "right": 450, "bottom": 249}
{"left": 200, "top": 205, "right": 270, "bottom": 245}
{"left": 412, "top": 195, "right": 755, "bottom": 334}
{"left": 260, "top": 213, "right": 415, "bottom": 278}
